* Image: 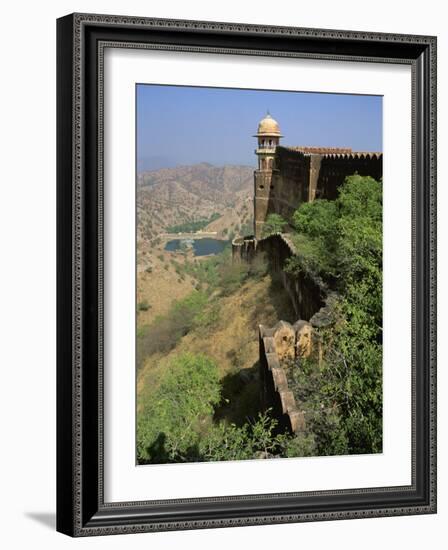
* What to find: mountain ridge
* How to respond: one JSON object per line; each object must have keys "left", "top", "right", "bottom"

{"left": 137, "top": 163, "right": 254, "bottom": 247}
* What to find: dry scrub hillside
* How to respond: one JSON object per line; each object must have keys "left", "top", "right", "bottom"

{"left": 137, "top": 163, "right": 254, "bottom": 245}
{"left": 136, "top": 163, "right": 255, "bottom": 324}
{"left": 137, "top": 273, "right": 296, "bottom": 424}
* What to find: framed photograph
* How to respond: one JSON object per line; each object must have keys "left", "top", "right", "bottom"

{"left": 57, "top": 13, "right": 437, "bottom": 536}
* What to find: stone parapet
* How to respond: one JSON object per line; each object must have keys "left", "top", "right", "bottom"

{"left": 259, "top": 323, "right": 307, "bottom": 434}
{"left": 257, "top": 233, "right": 326, "bottom": 320}
{"left": 258, "top": 297, "right": 336, "bottom": 435}
{"left": 231, "top": 235, "right": 257, "bottom": 263}
{"left": 232, "top": 232, "right": 326, "bottom": 320}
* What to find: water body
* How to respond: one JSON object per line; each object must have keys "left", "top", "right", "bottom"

{"left": 165, "top": 238, "right": 228, "bottom": 257}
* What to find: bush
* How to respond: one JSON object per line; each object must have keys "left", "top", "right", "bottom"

{"left": 281, "top": 432, "right": 317, "bottom": 458}
{"left": 199, "top": 412, "right": 284, "bottom": 462}
{"left": 136, "top": 290, "right": 215, "bottom": 369}
{"left": 137, "top": 300, "right": 151, "bottom": 312}
{"left": 288, "top": 175, "right": 382, "bottom": 284}
{"left": 218, "top": 262, "right": 249, "bottom": 296}
{"left": 261, "top": 213, "right": 287, "bottom": 237}
{"left": 137, "top": 347, "right": 297, "bottom": 464}
{"left": 292, "top": 199, "right": 338, "bottom": 240}
{"left": 137, "top": 353, "right": 221, "bottom": 463}
{"left": 240, "top": 220, "right": 254, "bottom": 236}
{"left": 247, "top": 253, "right": 268, "bottom": 280}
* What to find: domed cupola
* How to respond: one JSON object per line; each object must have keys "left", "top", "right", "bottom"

{"left": 254, "top": 112, "right": 283, "bottom": 169}
{"left": 255, "top": 112, "right": 283, "bottom": 137}
{"left": 253, "top": 112, "right": 283, "bottom": 239}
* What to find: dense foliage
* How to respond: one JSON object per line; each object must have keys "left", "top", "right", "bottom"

{"left": 137, "top": 352, "right": 290, "bottom": 463}
{"left": 286, "top": 175, "right": 383, "bottom": 455}
{"left": 137, "top": 353, "right": 221, "bottom": 462}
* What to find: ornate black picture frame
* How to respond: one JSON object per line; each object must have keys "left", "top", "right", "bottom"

{"left": 56, "top": 13, "right": 437, "bottom": 536}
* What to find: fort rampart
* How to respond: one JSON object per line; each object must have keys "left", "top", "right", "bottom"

{"left": 232, "top": 233, "right": 325, "bottom": 320}
{"left": 232, "top": 231, "right": 340, "bottom": 433}
{"left": 259, "top": 322, "right": 306, "bottom": 434}
{"left": 254, "top": 146, "right": 383, "bottom": 238}
{"left": 237, "top": 124, "right": 382, "bottom": 434}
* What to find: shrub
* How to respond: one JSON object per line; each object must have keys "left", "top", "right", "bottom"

{"left": 137, "top": 353, "right": 221, "bottom": 463}
{"left": 247, "top": 253, "right": 268, "bottom": 280}
{"left": 285, "top": 175, "right": 383, "bottom": 456}
{"left": 287, "top": 175, "right": 382, "bottom": 284}
{"left": 261, "top": 213, "right": 287, "bottom": 237}
{"left": 218, "top": 262, "right": 248, "bottom": 296}
{"left": 291, "top": 199, "right": 337, "bottom": 240}
{"left": 199, "top": 412, "right": 283, "bottom": 462}
{"left": 136, "top": 290, "right": 211, "bottom": 369}
{"left": 137, "top": 300, "right": 151, "bottom": 312}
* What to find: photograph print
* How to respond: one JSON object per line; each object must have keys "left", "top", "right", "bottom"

{"left": 136, "top": 84, "right": 383, "bottom": 465}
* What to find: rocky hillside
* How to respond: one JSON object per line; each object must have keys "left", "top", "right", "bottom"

{"left": 137, "top": 163, "right": 254, "bottom": 247}
{"left": 136, "top": 163, "right": 255, "bottom": 323}
{"left": 137, "top": 273, "right": 296, "bottom": 421}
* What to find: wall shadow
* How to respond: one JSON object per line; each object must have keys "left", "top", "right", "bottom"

{"left": 213, "top": 362, "right": 261, "bottom": 427}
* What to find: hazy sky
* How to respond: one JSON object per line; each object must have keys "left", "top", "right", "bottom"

{"left": 136, "top": 84, "right": 382, "bottom": 172}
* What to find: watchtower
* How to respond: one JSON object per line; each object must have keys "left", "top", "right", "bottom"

{"left": 254, "top": 112, "right": 283, "bottom": 239}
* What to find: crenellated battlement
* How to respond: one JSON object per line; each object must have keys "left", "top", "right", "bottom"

{"left": 253, "top": 144, "right": 382, "bottom": 237}
{"left": 259, "top": 296, "right": 337, "bottom": 434}
{"left": 259, "top": 322, "right": 307, "bottom": 434}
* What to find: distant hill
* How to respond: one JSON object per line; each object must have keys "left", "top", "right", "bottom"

{"left": 137, "top": 163, "right": 254, "bottom": 247}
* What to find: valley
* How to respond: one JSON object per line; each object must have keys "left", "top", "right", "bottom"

{"left": 136, "top": 163, "right": 254, "bottom": 324}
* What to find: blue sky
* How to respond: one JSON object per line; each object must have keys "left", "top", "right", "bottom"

{"left": 136, "top": 84, "right": 382, "bottom": 172}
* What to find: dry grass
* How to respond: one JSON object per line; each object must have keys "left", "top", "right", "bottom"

{"left": 136, "top": 246, "right": 196, "bottom": 325}
{"left": 137, "top": 274, "right": 296, "bottom": 416}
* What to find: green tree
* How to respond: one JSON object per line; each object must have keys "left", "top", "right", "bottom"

{"left": 137, "top": 352, "right": 293, "bottom": 463}
{"left": 199, "top": 412, "right": 285, "bottom": 461}
{"left": 261, "top": 213, "right": 288, "bottom": 237}
{"left": 286, "top": 175, "right": 383, "bottom": 455}
{"left": 137, "top": 353, "right": 221, "bottom": 463}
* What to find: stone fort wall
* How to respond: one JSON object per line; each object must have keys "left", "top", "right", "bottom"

{"left": 238, "top": 143, "right": 382, "bottom": 432}
{"left": 259, "top": 323, "right": 306, "bottom": 434}
{"left": 232, "top": 233, "right": 325, "bottom": 321}
{"left": 254, "top": 146, "right": 382, "bottom": 238}
{"left": 232, "top": 234, "right": 336, "bottom": 434}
